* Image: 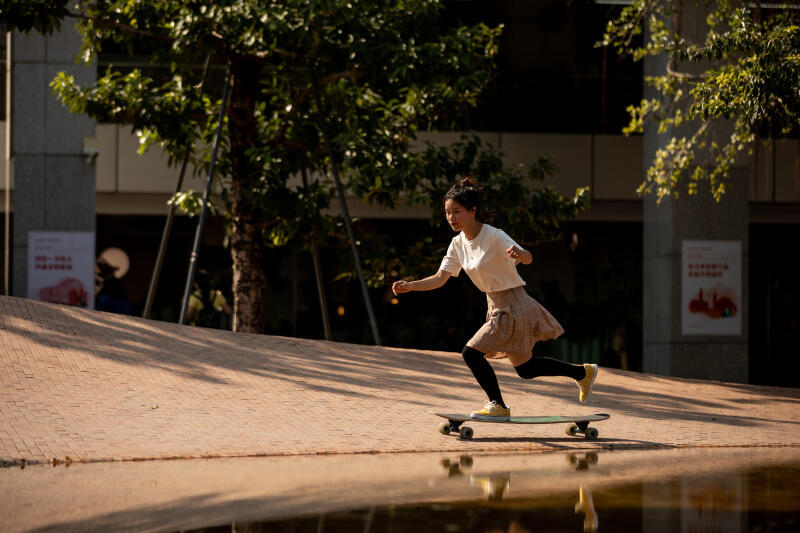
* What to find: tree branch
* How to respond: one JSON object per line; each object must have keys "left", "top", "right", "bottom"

{"left": 666, "top": 0, "right": 708, "bottom": 81}
{"left": 270, "top": 70, "right": 358, "bottom": 145}
{"left": 666, "top": 60, "right": 708, "bottom": 80}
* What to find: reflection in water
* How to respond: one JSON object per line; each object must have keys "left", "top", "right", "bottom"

{"left": 459, "top": 452, "right": 600, "bottom": 501}
{"left": 179, "top": 456, "right": 800, "bottom": 533}
{"left": 469, "top": 472, "right": 511, "bottom": 501}
{"left": 568, "top": 452, "right": 599, "bottom": 471}
{"left": 461, "top": 454, "right": 599, "bottom": 531}
{"left": 439, "top": 455, "right": 474, "bottom": 477}
{"left": 576, "top": 485, "right": 598, "bottom": 533}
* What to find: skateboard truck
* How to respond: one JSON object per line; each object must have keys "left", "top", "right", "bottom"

{"left": 565, "top": 420, "right": 599, "bottom": 440}
{"left": 439, "top": 420, "right": 474, "bottom": 440}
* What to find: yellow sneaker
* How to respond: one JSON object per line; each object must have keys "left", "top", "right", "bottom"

{"left": 470, "top": 400, "right": 510, "bottom": 420}
{"left": 577, "top": 364, "right": 599, "bottom": 402}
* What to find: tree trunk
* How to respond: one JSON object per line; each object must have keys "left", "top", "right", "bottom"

{"left": 228, "top": 59, "right": 269, "bottom": 333}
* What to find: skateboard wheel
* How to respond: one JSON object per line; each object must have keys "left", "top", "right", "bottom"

{"left": 585, "top": 427, "right": 599, "bottom": 440}
{"left": 459, "top": 426, "right": 474, "bottom": 440}
{"left": 439, "top": 422, "right": 451, "bottom": 435}
{"left": 566, "top": 423, "right": 579, "bottom": 436}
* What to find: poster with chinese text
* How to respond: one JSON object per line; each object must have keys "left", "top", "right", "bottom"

{"left": 682, "top": 240, "right": 742, "bottom": 336}
{"left": 27, "top": 231, "right": 95, "bottom": 309}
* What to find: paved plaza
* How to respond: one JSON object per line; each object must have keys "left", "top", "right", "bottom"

{"left": 1, "top": 296, "right": 799, "bottom": 465}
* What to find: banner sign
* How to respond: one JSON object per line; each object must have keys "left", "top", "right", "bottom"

{"left": 681, "top": 240, "right": 742, "bottom": 336}
{"left": 27, "top": 231, "right": 95, "bottom": 309}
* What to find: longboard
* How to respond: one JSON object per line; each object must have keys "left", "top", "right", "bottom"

{"left": 433, "top": 412, "right": 610, "bottom": 440}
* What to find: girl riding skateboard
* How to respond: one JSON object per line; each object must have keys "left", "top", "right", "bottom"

{"left": 392, "top": 178, "right": 598, "bottom": 420}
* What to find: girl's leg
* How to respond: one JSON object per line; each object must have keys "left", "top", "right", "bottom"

{"left": 514, "top": 356, "right": 586, "bottom": 381}
{"left": 462, "top": 346, "right": 507, "bottom": 408}
{"left": 515, "top": 355, "right": 599, "bottom": 402}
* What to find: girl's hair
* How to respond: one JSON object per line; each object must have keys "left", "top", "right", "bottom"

{"left": 444, "top": 177, "right": 480, "bottom": 216}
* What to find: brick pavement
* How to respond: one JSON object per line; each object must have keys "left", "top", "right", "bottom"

{"left": 1, "top": 295, "right": 799, "bottom": 465}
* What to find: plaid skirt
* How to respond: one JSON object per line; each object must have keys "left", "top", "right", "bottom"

{"left": 467, "top": 286, "right": 564, "bottom": 366}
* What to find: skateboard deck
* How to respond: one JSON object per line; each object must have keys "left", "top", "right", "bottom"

{"left": 433, "top": 412, "right": 609, "bottom": 440}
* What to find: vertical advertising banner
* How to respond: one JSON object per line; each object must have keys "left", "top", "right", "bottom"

{"left": 682, "top": 240, "right": 742, "bottom": 336}
{"left": 27, "top": 231, "right": 96, "bottom": 309}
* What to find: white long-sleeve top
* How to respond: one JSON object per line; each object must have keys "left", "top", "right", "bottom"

{"left": 438, "top": 224, "right": 527, "bottom": 293}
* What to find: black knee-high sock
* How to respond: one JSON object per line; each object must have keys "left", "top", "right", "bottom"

{"left": 462, "top": 346, "right": 507, "bottom": 408}
{"left": 514, "top": 356, "right": 586, "bottom": 381}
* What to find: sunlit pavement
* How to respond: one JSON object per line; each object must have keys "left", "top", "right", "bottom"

{"left": 1, "top": 295, "right": 799, "bottom": 465}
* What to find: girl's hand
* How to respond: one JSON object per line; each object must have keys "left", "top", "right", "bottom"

{"left": 392, "top": 280, "right": 412, "bottom": 295}
{"left": 507, "top": 245, "right": 532, "bottom": 264}
{"left": 506, "top": 245, "right": 523, "bottom": 260}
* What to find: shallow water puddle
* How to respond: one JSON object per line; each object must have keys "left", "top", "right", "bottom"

{"left": 2, "top": 447, "right": 799, "bottom": 532}
{"left": 225, "top": 464, "right": 799, "bottom": 533}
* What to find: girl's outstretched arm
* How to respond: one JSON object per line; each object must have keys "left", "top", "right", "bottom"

{"left": 392, "top": 270, "right": 451, "bottom": 295}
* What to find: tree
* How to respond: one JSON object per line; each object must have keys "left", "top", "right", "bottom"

{"left": 3, "top": 0, "right": 589, "bottom": 335}
{"left": 602, "top": 0, "right": 800, "bottom": 202}
{"left": 2, "top": 0, "right": 499, "bottom": 330}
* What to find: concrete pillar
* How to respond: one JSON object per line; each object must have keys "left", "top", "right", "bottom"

{"left": 5, "top": 21, "right": 96, "bottom": 296}
{"left": 642, "top": 6, "right": 749, "bottom": 383}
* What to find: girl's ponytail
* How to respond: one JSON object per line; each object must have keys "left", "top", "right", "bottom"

{"left": 459, "top": 177, "right": 477, "bottom": 189}
{"left": 444, "top": 176, "right": 481, "bottom": 216}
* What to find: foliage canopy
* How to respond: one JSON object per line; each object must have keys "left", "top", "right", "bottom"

{"left": 602, "top": 0, "right": 800, "bottom": 201}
